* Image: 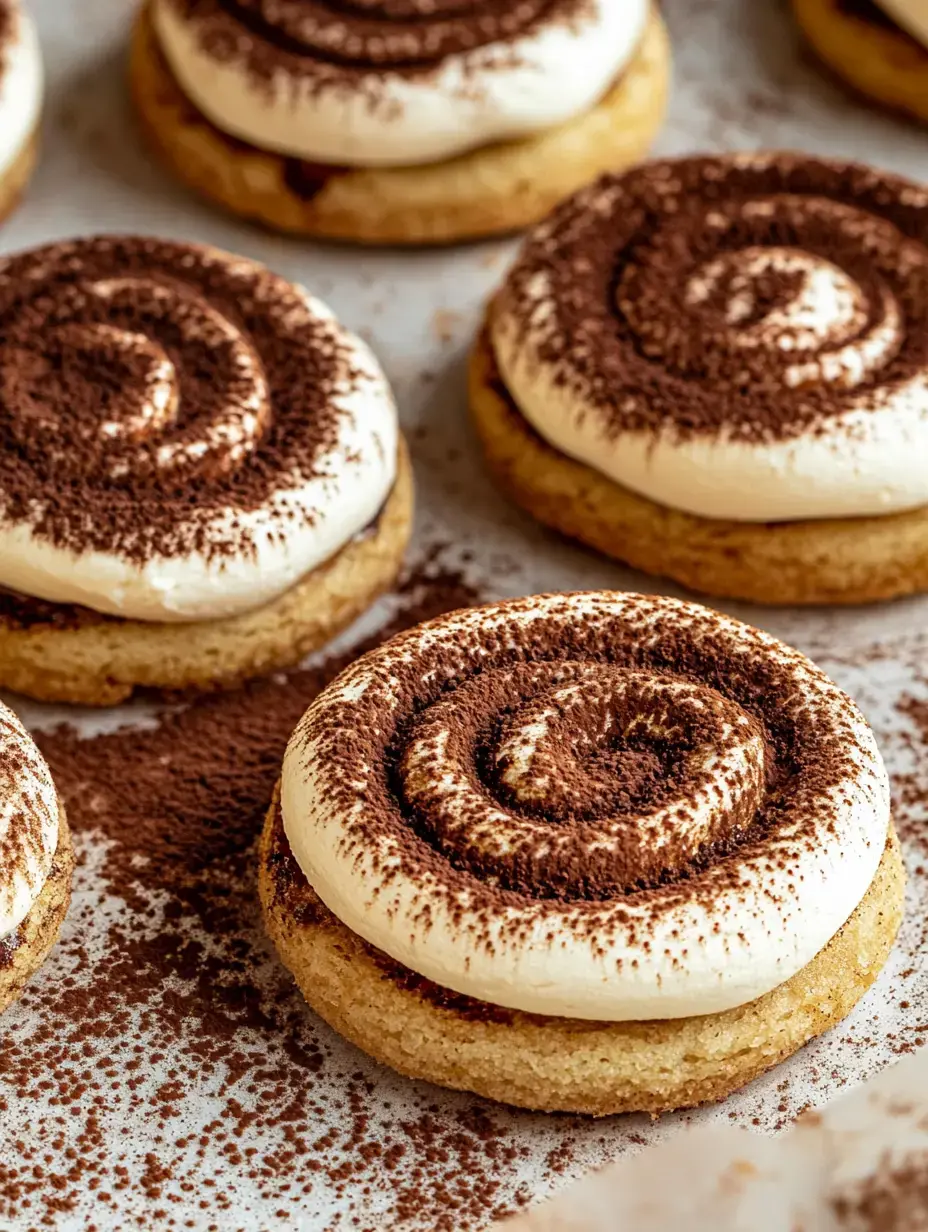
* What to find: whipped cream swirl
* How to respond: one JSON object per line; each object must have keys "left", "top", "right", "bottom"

{"left": 492, "top": 153, "right": 928, "bottom": 522}
{"left": 0, "top": 237, "right": 398, "bottom": 622}
{"left": 0, "top": 1, "right": 42, "bottom": 179}
{"left": 151, "top": 0, "right": 648, "bottom": 167}
{"left": 0, "top": 701, "right": 60, "bottom": 940}
{"left": 282, "top": 592, "right": 890, "bottom": 1021}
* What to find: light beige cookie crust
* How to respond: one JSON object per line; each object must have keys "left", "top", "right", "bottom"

{"left": 0, "top": 804, "right": 74, "bottom": 1016}
{"left": 0, "top": 128, "right": 38, "bottom": 226}
{"left": 258, "top": 791, "right": 904, "bottom": 1116}
{"left": 129, "top": 2, "right": 670, "bottom": 245}
{"left": 0, "top": 441, "right": 413, "bottom": 706}
{"left": 469, "top": 325, "right": 928, "bottom": 607}
{"left": 793, "top": 0, "right": 928, "bottom": 124}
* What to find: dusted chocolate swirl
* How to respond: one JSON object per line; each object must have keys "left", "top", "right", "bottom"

{"left": 0, "top": 236, "right": 398, "bottom": 622}
{"left": 152, "top": 0, "right": 644, "bottom": 166}
{"left": 491, "top": 153, "right": 928, "bottom": 522}
{"left": 281, "top": 592, "right": 890, "bottom": 1021}
{"left": 175, "top": 0, "right": 566, "bottom": 67}
{"left": 3, "top": 273, "right": 269, "bottom": 482}
{"left": 401, "top": 662, "right": 767, "bottom": 896}
{"left": 0, "top": 700, "right": 59, "bottom": 939}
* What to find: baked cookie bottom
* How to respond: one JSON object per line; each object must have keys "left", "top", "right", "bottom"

{"left": 0, "top": 441, "right": 413, "bottom": 706}
{"left": 469, "top": 328, "right": 928, "bottom": 606}
{"left": 793, "top": 0, "right": 928, "bottom": 123}
{"left": 258, "top": 794, "right": 904, "bottom": 1116}
{"left": 129, "top": 3, "right": 670, "bottom": 244}
{"left": 0, "top": 805, "right": 74, "bottom": 1016}
{"left": 0, "top": 129, "right": 39, "bottom": 225}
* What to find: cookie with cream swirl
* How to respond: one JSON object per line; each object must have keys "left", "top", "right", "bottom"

{"left": 0, "top": 235, "right": 399, "bottom": 624}
{"left": 280, "top": 591, "right": 892, "bottom": 1022}
{"left": 492, "top": 153, "right": 928, "bottom": 524}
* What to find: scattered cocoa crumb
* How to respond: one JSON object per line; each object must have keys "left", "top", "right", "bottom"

{"left": 832, "top": 1151, "right": 928, "bottom": 1230}
{"left": 432, "top": 310, "right": 462, "bottom": 345}
{"left": 0, "top": 565, "right": 558, "bottom": 1230}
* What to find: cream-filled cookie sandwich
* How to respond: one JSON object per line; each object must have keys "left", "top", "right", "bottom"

{"left": 0, "top": 701, "right": 73, "bottom": 1014}
{"left": 0, "top": 1, "right": 42, "bottom": 225}
{"left": 793, "top": 0, "right": 928, "bottom": 124}
{"left": 129, "top": 0, "right": 670, "bottom": 244}
{"left": 472, "top": 152, "right": 928, "bottom": 605}
{"left": 260, "top": 592, "right": 903, "bottom": 1115}
{"left": 0, "top": 236, "right": 412, "bottom": 705}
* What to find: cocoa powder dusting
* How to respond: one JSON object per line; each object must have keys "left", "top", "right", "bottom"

{"left": 3, "top": 592, "right": 928, "bottom": 1223}
{"left": 497, "top": 153, "right": 928, "bottom": 445}
{"left": 832, "top": 1152, "right": 928, "bottom": 1229}
{"left": 0, "top": 566, "right": 560, "bottom": 1230}
{"left": 286, "top": 591, "right": 866, "bottom": 975}
{"left": 0, "top": 236, "right": 374, "bottom": 568}
{"left": 163, "top": 0, "right": 597, "bottom": 86}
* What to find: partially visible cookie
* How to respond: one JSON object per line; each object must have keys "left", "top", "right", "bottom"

{"left": 129, "top": 0, "right": 670, "bottom": 243}
{"left": 473, "top": 153, "right": 928, "bottom": 605}
{"left": 793, "top": 0, "right": 928, "bottom": 123}
{"left": 0, "top": 1, "right": 42, "bottom": 224}
{"left": 0, "top": 236, "right": 411, "bottom": 703}
{"left": 0, "top": 704, "right": 73, "bottom": 1015}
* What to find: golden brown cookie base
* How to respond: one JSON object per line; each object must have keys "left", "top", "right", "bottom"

{"left": 1, "top": 805, "right": 74, "bottom": 1016}
{"left": 129, "top": 3, "right": 670, "bottom": 244}
{"left": 0, "top": 128, "right": 39, "bottom": 225}
{"left": 258, "top": 793, "right": 904, "bottom": 1116}
{"left": 793, "top": 0, "right": 928, "bottom": 123}
{"left": 469, "top": 325, "right": 928, "bottom": 606}
{"left": 0, "top": 440, "right": 413, "bottom": 706}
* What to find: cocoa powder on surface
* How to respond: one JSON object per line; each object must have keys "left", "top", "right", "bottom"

{"left": 0, "top": 564, "right": 553, "bottom": 1231}
{"left": 1, "top": 579, "right": 928, "bottom": 1227}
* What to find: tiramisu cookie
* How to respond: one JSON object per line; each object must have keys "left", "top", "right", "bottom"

{"left": 129, "top": 0, "right": 670, "bottom": 244}
{"left": 0, "top": 1, "right": 42, "bottom": 225}
{"left": 0, "top": 236, "right": 412, "bottom": 706}
{"left": 260, "top": 592, "right": 903, "bottom": 1115}
{"left": 0, "top": 701, "right": 73, "bottom": 1015}
{"left": 472, "top": 153, "right": 928, "bottom": 606}
{"left": 793, "top": 0, "right": 928, "bottom": 123}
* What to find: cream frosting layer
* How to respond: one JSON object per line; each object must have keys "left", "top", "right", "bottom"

{"left": 0, "top": 701, "right": 59, "bottom": 940}
{"left": 491, "top": 158, "right": 928, "bottom": 524}
{"left": 0, "top": 240, "right": 398, "bottom": 623}
{"left": 150, "top": 0, "right": 648, "bottom": 168}
{"left": 0, "top": 3, "right": 42, "bottom": 180}
{"left": 281, "top": 592, "right": 891, "bottom": 1022}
